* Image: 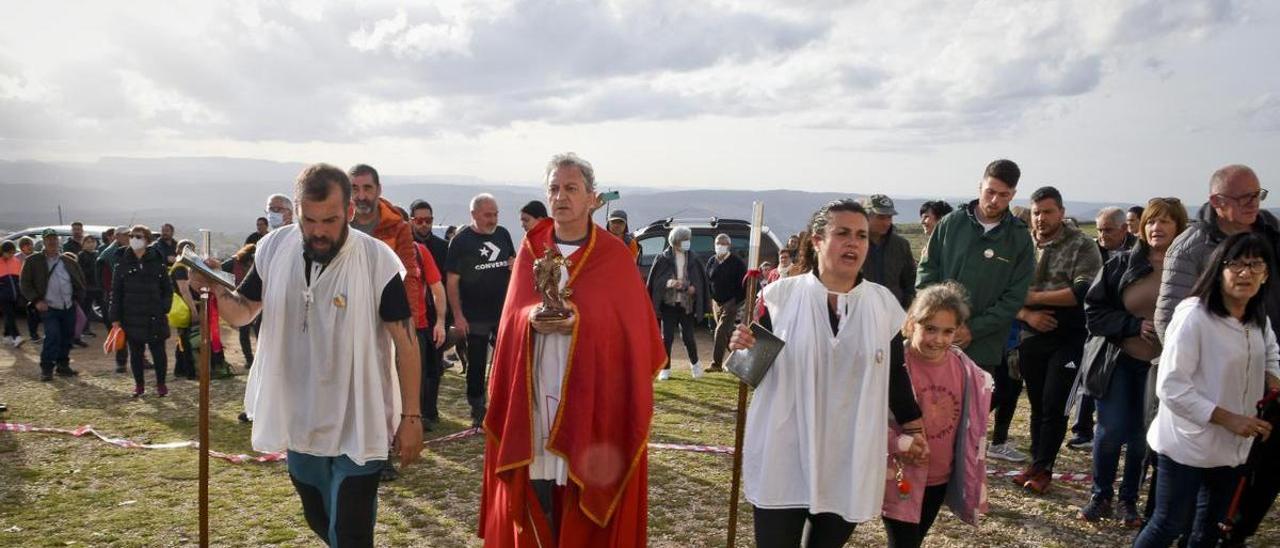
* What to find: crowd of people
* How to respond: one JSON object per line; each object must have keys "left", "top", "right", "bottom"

{"left": 3, "top": 155, "right": 1277, "bottom": 548}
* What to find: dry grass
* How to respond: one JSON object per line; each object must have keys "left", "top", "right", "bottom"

{"left": 3, "top": 325, "right": 1280, "bottom": 547}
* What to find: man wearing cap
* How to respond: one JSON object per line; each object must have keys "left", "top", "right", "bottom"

{"left": 861, "top": 194, "right": 917, "bottom": 308}
{"left": 20, "top": 229, "right": 86, "bottom": 381}
{"left": 607, "top": 209, "right": 640, "bottom": 259}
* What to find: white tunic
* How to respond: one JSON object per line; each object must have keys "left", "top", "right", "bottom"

{"left": 529, "top": 243, "right": 578, "bottom": 484}
{"left": 743, "top": 273, "right": 905, "bottom": 523}
{"left": 243, "top": 225, "right": 406, "bottom": 465}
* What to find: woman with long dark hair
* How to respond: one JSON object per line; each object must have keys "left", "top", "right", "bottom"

{"left": 1134, "top": 232, "right": 1280, "bottom": 547}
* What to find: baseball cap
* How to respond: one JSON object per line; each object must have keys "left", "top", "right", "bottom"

{"left": 861, "top": 194, "right": 898, "bottom": 216}
{"left": 608, "top": 210, "right": 629, "bottom": 223}
{"left": 41, "top": 228, "right": 58, "bottom": 238}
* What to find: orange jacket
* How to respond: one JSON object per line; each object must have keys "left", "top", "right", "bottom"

{"left": 370, "top": 197, "right": 422, "bottom": 323}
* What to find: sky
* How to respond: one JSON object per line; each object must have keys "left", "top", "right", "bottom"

{"left": 2, "top": 0, "right": 1278, "bottom": 203}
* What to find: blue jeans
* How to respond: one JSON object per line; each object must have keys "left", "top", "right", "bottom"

{"left": 1092, "top": 356, "right": 1149, "bottom": 502}
{"left": 39, "top": 306, "right": 75, "bottom": 370}
{"left": 287, "top": 451, "right": 384, "bottom": 547}
{"left": 1133, "top": 453, "right": 1239, "bottom": 548}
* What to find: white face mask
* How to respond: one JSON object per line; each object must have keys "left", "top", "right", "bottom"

{"left": 266, "top": 211, "right": 286, "bottom": 229}
{"left": 129, "top": 237, "right": 146, "bottom": 252}
{"left": 715, "top": 244, "right": 730, "bottom": 256}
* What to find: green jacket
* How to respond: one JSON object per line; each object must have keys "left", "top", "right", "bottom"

{"left": 917, "top": 200, "right": 1035, "bottom": 366}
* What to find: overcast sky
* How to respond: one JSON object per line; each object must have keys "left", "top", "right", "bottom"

{"left": 3, "top": 0, "right": 1278, "bottom": 204}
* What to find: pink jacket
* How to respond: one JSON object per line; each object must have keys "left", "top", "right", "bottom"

{"left": 882, "top": 346, "right": 993, "bottom": 526}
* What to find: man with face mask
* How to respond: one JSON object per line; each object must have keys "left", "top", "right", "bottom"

{"left": 706, "top": 233, "right": 746, "bottom": 372}
{"left": 480, "top": 152, "right": 664, "bottom": 547}
{"left": 189, "top": 163, "right": 423, "bottom": 547}
{"left": 265, "top": 194, "right": 294, "bottom": 230}
{"left": 446, "top": 192, "right": 516, "bottom": 427}
{"left": 646, "top": 225, "right": 709, "bottom": 380}
{"left": 1012, "top": 186, "right": 1102, "bottom": 494}
{"left": 918, "top": 159, "right": 1036, "bottom": 464}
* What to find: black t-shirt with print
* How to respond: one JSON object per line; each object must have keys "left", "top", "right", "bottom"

{"left": 444, "top": 225, "right": 515, "bottom": 324}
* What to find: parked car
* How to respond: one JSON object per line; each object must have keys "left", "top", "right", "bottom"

{"left": 633, "top": 217, "right": 783, "bottom": 280}
{"left": 1, "top": 224, "right": 115, "bottom": 252}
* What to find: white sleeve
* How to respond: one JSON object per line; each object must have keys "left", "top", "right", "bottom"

{"left": 1266, "top": 318, "right": 1280, "bottom": 379}
{"left": 1156, "top": 305, "right": 1215, "bottom": 426}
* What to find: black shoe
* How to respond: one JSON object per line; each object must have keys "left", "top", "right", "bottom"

{"left": 72, "top": 339, "right": 89, "bottom": 348}
{"left": 40, "top": 372, "right": 53, "bottom": 382}
{"left": 115, "top": 364, "right": 127, "bottom": 373}
{"left": 381, "top": 465, "right": 399, "bottom": 482}
{"left": 54, "top": 366, "right": 79, "bottom": 377}
{"left": 1078, "top": 496, "right": 1113, "bottom": 522}
{"left": 0, "top": 403, "right": 8, "bottom": 412}
{"left": 29, "top": 335, "right": 42, "bottom": 343}
{"left": 1120, "top": 500, "right": 1143, "bottom": 528}
{"left": 1066, "top": 434, "right": 1093, "bottom": 450}
{"left": 238, "top": 412, "right": 251, "bottom": 423}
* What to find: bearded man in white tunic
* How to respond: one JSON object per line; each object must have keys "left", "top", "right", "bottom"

{"left": 192, "top": 163, "right": 423, "bottom": 548}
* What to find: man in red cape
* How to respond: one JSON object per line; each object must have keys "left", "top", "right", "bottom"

{"left": 480, "top": 153, "right": 665, "bottom": 547}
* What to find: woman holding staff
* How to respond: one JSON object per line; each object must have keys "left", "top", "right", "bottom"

{"left": 730, "top": 199, "right": 924, "bottom": 547}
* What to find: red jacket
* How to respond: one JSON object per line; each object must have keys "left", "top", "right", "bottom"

{"left": 370, "top": 197, "right": 422, "bottom": 323}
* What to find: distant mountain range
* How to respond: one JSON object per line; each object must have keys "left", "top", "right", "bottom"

{"left": 0, "top": 157, "right": 1195, "bottom": 251}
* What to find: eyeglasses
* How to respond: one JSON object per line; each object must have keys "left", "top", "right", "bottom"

{"left": 1214, "top": 189, "right": 1269, "bottom": 207}
{"left": 1223, "top": 259, "right": 1268, "bottom": 275}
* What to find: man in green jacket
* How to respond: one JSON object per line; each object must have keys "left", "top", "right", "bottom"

{"left": 917, "top": 159, "right": 1036, "bottom": 463}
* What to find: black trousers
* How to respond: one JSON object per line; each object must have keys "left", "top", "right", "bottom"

{"left": 173, "top": 327, "right": 195, "bottom": 378}
{"left": 239, "top": 317, "right": 260, "bottom": 366}
{"left": 465, "top": 322, "right": 497, "bottom": 420}
{"left": 0, "top": 299, "right": 18, "bottom": 337}
{"left": 659, "top": 303, "right": 698, "bottom": 368}
{"left": 417, "top": 328, "right": 444, "bottom": 423}
{"left": 883, "top": 482, "right": 949, "bottom": 548}
{"left": 982, "top": 353, "right": 1023, "bottom": 446}
{"left": 1020, "top": 332, "right": 1085, "bottom": 471}
{"left": 128, "top": 339, "right": 167, "bottom": 387}
{"left": 753, "top": 507, "right": 856, "bottom": 548}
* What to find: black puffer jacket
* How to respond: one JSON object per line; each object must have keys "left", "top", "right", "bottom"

{"left": 110, "top": 248, "right": 173, "bottom": 343}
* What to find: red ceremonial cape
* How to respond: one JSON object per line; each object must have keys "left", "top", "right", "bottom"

{"left": 479, "top": 219, "right": 665, "bottom": 547}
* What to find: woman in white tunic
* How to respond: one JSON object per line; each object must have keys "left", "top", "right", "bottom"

{"left": 731, "top": 199, "right": 926, "bottom": 547}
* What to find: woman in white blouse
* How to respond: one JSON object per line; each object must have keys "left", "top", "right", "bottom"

{"left": 730, "top": 199, "right": 925, "bottom": 547}
{"left": 1135, "top": 232, "right": 1280, "bottom": 547}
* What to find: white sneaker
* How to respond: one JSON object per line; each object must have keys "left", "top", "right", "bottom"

{"left": 12, "top": 336, "right": 24, "bottom": 348}
{"left": 658, "top": 369, "right": 671, "bottom": 381}
{"left": 987, "top": 442, "right": 1029, "bottom": 463}
{"left": 690, "top": 361, "right": 704, "bottom": 380}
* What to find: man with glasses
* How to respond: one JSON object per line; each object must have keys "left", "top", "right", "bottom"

{"left": 1155, "top": 165, "right": 1280, "bottom": 546}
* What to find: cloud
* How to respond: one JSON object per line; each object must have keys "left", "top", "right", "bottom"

{"left": 0, "top": 0, "right": 1260, "bottom": 153}
{"left": 1242, "top": 93, "right": 1280, "bottom": 132}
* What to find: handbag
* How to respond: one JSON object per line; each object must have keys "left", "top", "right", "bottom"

{"left": 1082, "top": 335, "right": 1122, "bottom": 398}
{"left": 168, "top": 294, "right": 191, "bottom": 328}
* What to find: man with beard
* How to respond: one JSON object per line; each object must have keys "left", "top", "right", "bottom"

{"left": 1013, "top": 186, "right": 1102, "bottom": 494}
{"left": 154, "top": 223, "right": 179, "bottom": 265}
{"left": 446, "top": 193, "right": 516, "bottom": 427}
{"left": 190, "top": 163, "right": 422, "bottom": 547}
{"left": 918, "top": 159, "right": 1036, "bottom": 464}
{"left": 480, "top": 153, "right": 664, "bottom": 547}
{"left": 407, "top": 199, "right": 448, "bottom": 431}
{"left": 349, "top": 163, "right": 421, "bottom": 480}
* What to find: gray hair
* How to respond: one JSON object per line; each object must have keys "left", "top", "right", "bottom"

{"left": 470, "top": 193, "right": 497, "bottom": 212}
{"left": 1210, "top": 164, "right": 1258, "bottom": 193}
{"left": 266, "top": 193, "right": 293, "bottom": 208}
{"left": 668, "top": 226, "right": 692, "bottom": 246}
{"left": 545, "top": 152, "right": 595, "bottom": 191}
{"left": 1095, "top": 207, "right": 1126, "bottom": 227}
{"left": 715, "top": 233, "right": 731, "bottom": 243}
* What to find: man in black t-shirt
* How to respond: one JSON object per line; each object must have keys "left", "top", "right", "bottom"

{"left": 445, "top": 192, "right": 516, "bottom": 426}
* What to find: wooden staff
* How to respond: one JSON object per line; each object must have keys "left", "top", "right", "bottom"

{"left": 198, "top": 231, "right": 211, "bottom": 548}
{"left": 727, "top": 201, "right": 765, "bottom": 547}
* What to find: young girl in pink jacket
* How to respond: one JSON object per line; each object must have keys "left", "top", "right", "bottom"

{"left": 882, "top": 282, "right": 993, "bottom": 547}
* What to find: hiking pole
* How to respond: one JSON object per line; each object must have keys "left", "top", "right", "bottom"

{"left": 727, "top": 201, "right": 764, "bottom": 547}
{"left": 198, "top": 231, "right": 211, "bottom": 548}
{"left": 1219, "top": 387, "right": 1280, "bottom": 537}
